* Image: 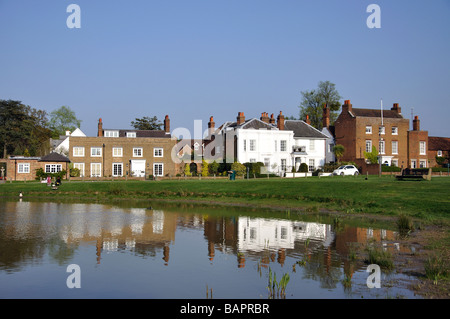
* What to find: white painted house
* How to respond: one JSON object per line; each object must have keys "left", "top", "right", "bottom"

{"left": 208, "top": 111, "right": 328, "bottom": 175}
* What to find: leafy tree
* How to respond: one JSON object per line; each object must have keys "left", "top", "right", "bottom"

{"left": 364, "top": 145, "right": 379, "bottom": 164}
{"left": 333, "top": 144, "right": 345, "bottom": 164}
{"left": 209, "top": 160, "right": 219, "bottom": 175}
{"left": 0, "top": 99, "right": 52, "bottom": 158}
{"left": 201, "top": 160, "right": 209, "bottom": 176}
{"left": 131, "top": 116, "right": 162, "bottom": 130}
{"left": 49, "top": 106, "right": 81, "bottom": 138}
{"left": 183, "top": 163, "right": 192, "bottom": 176}
{"left": 298, "top": 81, "right": 342, "bottom": 129}
{"left": 231, "top": 162, "right": 246, "bottom": 176}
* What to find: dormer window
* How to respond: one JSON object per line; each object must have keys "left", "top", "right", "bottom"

{"left": 127, "top": 132, "right": 136, "bottom": 138}
{"left": 104, "top": 130, "right": 119, "bottom": 137}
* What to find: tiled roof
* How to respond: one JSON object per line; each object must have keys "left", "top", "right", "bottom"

{"left": 39, "top": 152, "right": 71, "bottom": 162}
{"left": 284, "top": 120, "right": 328, "bottom": 138}
{"left": 350, "top": 108, "right": 404, "bottom": 119}
{"left": 104, "top": 129, "right": 170, "bottom": 138}
{"left": 428, "top": 136, "right": 450, "bottom": 151}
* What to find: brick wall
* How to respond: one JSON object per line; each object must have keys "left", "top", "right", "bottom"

{"left": 69, "top": 136, "right": 179, "bottom": 178}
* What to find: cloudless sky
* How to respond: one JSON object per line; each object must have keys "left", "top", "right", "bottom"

{"left": 0, "top": 0, "right": 449, "bottom": 138}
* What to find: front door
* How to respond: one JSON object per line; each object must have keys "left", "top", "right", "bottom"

{"left": 131, "top": 160, "right": 146, "bottom": 177}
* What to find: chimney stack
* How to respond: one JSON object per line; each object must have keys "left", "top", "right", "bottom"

{"left": 342, "top": 100, "right": 352, "bottom": 113}
{"left": 391, "top": 103, "right": 402, "bottom": 114}
{"left": 208, "top": 116, "right": 215, "bottom": 135}
{"left": 164, "top": 115, "right": 170, "bottom": 133}
{"left": 277, "top": 111, "right": 285, "bottom": 130}
{"left": 305, "top": 115, "right": 311, "bottom": 125}
{"left": 260, "top": 112, "right": 269, "bottom": 123}
{"left": 413, "top": 115, "right": 420, "bottom": 131}
{"left": 322, "top": 104, "right": 330, "bottom": 128}
{"left": 269, "top": 113, "right": 276, "bottom": 124}
{"left": 98, "top": 118, "right": 103, "bottom": 137}
{"left": 237, "top": 112, "right": 245, "bottom": 125}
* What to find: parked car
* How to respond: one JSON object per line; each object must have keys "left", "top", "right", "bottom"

{"left": 333, "top": 165, "right": 359, "bottom": 176}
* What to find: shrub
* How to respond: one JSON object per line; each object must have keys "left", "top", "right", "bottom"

{"left": 298, "top": 163, "right": 308, "bottom": 173}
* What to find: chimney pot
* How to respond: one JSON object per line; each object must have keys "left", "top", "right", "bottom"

{"left": 413, "top": 115, "right": 420, "bottom": 131}
{"left": 98, "top": 118, "right": 103, "bottom": 137}
{"left": 164, "top": 115, "right": 170, "bottom": 133}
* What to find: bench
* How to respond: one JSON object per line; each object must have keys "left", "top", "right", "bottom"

{"left": 396, "top": 168, "right": 432, "bottom": 181}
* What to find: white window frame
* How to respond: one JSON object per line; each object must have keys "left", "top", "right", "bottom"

{"left": 365, "top": 140, "right": 372, "bottom": 153}
{"left": 437, "top": 150, "right": 443, "bottom": 157}
{"left": 243, "top": 140, "right": 247, "bottom": 152}
{"left": 112, "top": 147, "right": 123, "bottom": 157}
{"left": 73, "top": 163, "right": 85, "bottom": 177}
{"left": 419, "top": 160, "right": 427, "bottom": 168}
{"left": 420, "top": 141, "right": 426, "bottom": 155}
{"left": 411, "top": 159, "right": 417, "bottom": 169}
{"left": 308, "top": 159, "right": 315, "bottom": 172}
{"left": 73, "top": 147, "right": 85, "bottom": 157}
{"left": 154, "top": 148, "right": 163, "bottom": 157}
{"left": 104, "top": 130, "right": 119, "bottom": 137}
{"left": 91, "top": 147, "right": 102, "bottom": 157}
{"left": 112, "top": 163, "right": 123, "bottom": 177}
{"left": 127, "top": 132, "right": 136, "bottom": 138}
{"left": 45, "top": 164, "right": 62, "bottom": 173}
{"left": 249, "top": 140, "right": 256, "bottom": 152}
{"left": 274, "top": 140, "right": 277, "bottom": 152}
{"left": 365, "top": 126, "right": 372, "bottom": 134}
{"left": 309, "top": 140, "right": 315, "bottom": 151}
{"left": 379, "top": 126, "right": 385, "bottom": 135}
{"left": 281, "top": 159, "right": 287, "bottom": 171}
{"left": 392, "top": 159, "right": 398, "bottom": 167}
{"left": 392, "top": 141, "right": 398, "bottom": 155}
{"left": 391, "top": 127, "right": 398, "bottom": 135}
{"left": 281, "top": 140, "right": 287, "bottom": 152}
{"left": 91, "top": 163, "right": 102, "bottom": 177}
{"left": 153, "top": 163, "right": 164, "bottom": 177}
{"left": 133, "top": 148, "right": 143, "bottom": 157}
{"left": 18, "top": 163, "right": 30, "bottom": 174}
{"left": 379, "top": 140, "right": 385, "bottom": 154}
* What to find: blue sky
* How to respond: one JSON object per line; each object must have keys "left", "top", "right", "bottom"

{"left": 0, "top": 0, "right": 449, "bottom": 138}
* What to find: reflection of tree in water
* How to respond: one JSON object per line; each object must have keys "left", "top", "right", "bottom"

{"left": 47, "top": 236, "right": 77, "bottom": 265}
{"left": 300, "top": 246, "right": 343, "bottom": 290}
{"left": 0, "top": 232, "right": 48, "bottom": 273}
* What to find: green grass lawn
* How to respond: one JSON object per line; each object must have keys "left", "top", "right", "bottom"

{"left": 1, "top": 175, "right": 449, "bottom": 222}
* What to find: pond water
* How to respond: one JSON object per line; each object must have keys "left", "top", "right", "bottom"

{"left": 0, "top": 199, "right": 420, "bottom": 299}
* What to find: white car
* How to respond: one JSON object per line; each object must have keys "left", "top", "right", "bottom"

{"left": 333, "top": 165, "right": 359, "bottom": 176}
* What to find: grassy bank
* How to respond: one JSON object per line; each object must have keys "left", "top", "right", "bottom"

{"left": 1, "top": 175, "right": 449, "bottom": 222}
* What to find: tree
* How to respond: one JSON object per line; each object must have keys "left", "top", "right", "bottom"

{"left": 333, "top": 144, "right": 345, "bottom": 164}
{"left": 0, "top": 100, "right": 52, "bottom": 158}
{"left": 209, "top": 160, "right": 219, "bottom": 175}
{"left": 183, "top": 163, "right": 192, "bottom": 176}
{"left": 201, "top": 160, "right": 209, "bottom": 176}
{"left": 49, "top": 106, "right": 81, "bottom": 138}
{"left": 131, "top": 116, "right": 162, "bottom": 130}
{"left": 231, "top": 162, "right": 246, "bottom": 176}
{"left": 298, "top": 81, "right": 342, "bottom": 129}
{"left": 364, "top": 145, "right": 379, "bottom": 164}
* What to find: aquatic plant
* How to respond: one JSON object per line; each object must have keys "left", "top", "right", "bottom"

{"left": 365, "top": 246, "right": 394, "bottom": 270}
{"left": 267, "top": 268, "right": 290, "bottom": 299}
{"left": 396, "top": 214, "right": 414, "bottom": 238}
{"left": 425, "top": 254, "right": 449, "bottom": 285}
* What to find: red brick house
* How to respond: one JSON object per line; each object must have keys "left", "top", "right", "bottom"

{"left": 428, "top": 136, "right": 450, "bottom": 167}
{"left": 333, "top": 100, "right": 432, "bottom": 170}
{"left": 0, "top": 152, "right": 70, "bottom": 181}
